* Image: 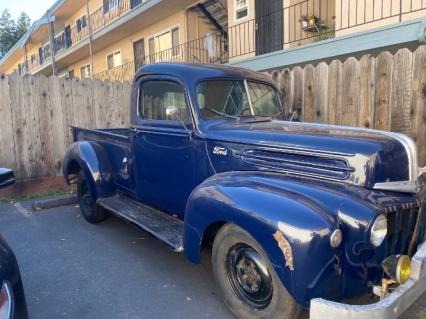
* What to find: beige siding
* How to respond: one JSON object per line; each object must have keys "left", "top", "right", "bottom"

{"left": 227, "top": 0, "right": 256, "bottom": 62}
{"left": 68, "top": 10, "right": 187, "bottom": 77}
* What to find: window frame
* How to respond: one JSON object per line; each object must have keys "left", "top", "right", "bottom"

{"left": 195, "top": 78, "right": 283, "bottom": 120}
{"left": 234, "top": 0, "right": 249, "bottom": 22}
{"left": 103, "top": 0, "right": 120, "bottom": 14}
{"left": 80, "top": 64, "right": 91, "bottom": 79}
{"left": 106, "top": 50, "right": 122, "bottom": 70}
{"left": 42, "top": 43, "right": 51, "bottom": 59}
{"left": 76, "top": 14, "right": 88, "bottom": 33}
{"left": 55, "top": 31, "right": 65, "bottom": 52}
{"left": 146, "top": 24, "right": 181, "bottom": 60}
{"left": 136, "top": 77, "right": 192, "bottom": 126}
{"left": 30, "top": 54, "right": 37, "bottom": 65}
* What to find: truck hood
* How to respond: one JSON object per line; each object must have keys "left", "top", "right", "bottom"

{"left": 203, "top": 119, "right": 414, "bottom": 190}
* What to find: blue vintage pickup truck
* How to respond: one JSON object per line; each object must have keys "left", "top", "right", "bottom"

{"left": 63, "top": 63, "right": 426, "bottom": 319}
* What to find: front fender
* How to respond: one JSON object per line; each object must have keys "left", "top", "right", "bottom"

{"left": 184, "top": 172, "right": 342, "bottom": 307}
{"left": 63, "top": 141, "right": 115, "bottom": 200}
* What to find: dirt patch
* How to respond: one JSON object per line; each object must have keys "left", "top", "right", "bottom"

{"left": 0, "top": 176, "right": 74, "bottom": 200}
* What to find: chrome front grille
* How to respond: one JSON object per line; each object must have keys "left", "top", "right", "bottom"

{"left": 385, "top": 203, "right": 425, "bottom": 257}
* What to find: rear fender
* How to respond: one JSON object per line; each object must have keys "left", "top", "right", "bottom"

{"left": 63, "top": 141, "right": 115, "bottom": 200}
{"left": 184, "top": 172, "right": 342, "bottom": 307}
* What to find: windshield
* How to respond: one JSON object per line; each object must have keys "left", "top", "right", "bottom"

{"left": 196, "top": 80, "right": 282, "bottom": 120}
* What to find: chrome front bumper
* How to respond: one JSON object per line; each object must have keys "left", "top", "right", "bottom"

{"left": 310, "top": 241, "right": 426, "bottom": 319}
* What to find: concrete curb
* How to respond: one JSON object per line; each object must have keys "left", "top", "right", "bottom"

{"left": 32, "top": 194, "right": 78, "bottom": 211}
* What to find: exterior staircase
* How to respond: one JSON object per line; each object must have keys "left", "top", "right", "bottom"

{"left": 196, "top": 0, "right": 228, "bottom": 35}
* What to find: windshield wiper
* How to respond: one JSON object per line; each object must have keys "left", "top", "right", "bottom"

{"left": 246, "top": 111, "right": 283, "bottom": 121}
{"left": 204, "top": 107, "right": 240, "bottom": 120}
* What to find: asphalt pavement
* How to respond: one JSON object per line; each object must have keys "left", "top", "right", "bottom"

{"left": 0, "top": 200, "right": 424, "bottom": 319}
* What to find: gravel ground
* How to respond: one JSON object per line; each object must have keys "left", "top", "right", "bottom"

{"left": 0, "top": 201, "right": 424, "bottom": 319}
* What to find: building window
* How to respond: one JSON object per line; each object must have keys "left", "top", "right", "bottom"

{"left": 80, "top": 64, "right": 91, "bottom": 79}
{"left": 234, "top": 0, "right": 248, "bottom": 21}
{"left": 103, "top": 0, "right": 120, "bottom": 14}
{"left": 107, "top": 51, "right": 122, "bottom": 70}
{"left": 55, "top": 32, "right": 65, "bottom": 52}
{"left": 76, "top": 15, "right": 87, "bottom": 32}
{"left": 171, "top": 27, "right": 180, "bottom": 57}
{"left": 147, "top": 26, "right": 180, "bottom": 60}
{"left": 42, "top": 43, "right": 51, "bottom": 59}
{"left": 148, "top": 37, "right": 155, "bottom": 60}
{"left": 31, "top": 54, "right": 37, "bottom": 65}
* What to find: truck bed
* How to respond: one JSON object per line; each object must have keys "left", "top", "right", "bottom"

{"left": 71, "top": 126, "right": 132, "bottom": 189}
{"left": 72, "top": 126, "right": 130, "bottom": 142}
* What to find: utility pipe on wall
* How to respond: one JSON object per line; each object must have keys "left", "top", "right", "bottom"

{"left": 86, "top": 0, "right": 95, "bottom": 79}
{"left": 47, "top": 10, "right": 57, "bottom": 76}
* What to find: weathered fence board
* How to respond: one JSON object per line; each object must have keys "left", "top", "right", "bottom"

{"left": 0, "top": 46, "right": 425, "bottom": 181}
{"left": 0, "top": 75, "right": 131, "bottom": 180}
{"left": 411, "top": 46, "right": 426, "bottom": 165}
{"left": 358, "top": 55, "right": 375, "bottom": 128}
{"left": 267, "top": 45, "right": 426, "bottom": 166}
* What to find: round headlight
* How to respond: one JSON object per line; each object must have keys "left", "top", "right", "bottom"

{"left": 370, "top": 214, "right": 387, "bottom": 247}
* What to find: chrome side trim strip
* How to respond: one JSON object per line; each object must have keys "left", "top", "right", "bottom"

{"left": 373, "top": 181, "right": 422, "bottom": 194}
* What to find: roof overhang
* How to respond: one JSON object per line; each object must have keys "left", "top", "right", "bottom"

{"left": 0, "top": 15, "right": 55, "bottom": 70}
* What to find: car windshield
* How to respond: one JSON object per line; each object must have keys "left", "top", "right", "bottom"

{"left": 196, "top": 80, "right": 282, "bottom": 120}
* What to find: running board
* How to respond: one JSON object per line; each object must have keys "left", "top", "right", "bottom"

{"left": 97, "top": 195, "right": 184, "bottom": 252}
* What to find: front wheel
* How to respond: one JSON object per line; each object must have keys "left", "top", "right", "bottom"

{"left": 212, "top": 224, "right": 301, "bottom": 319}
{"left": 77, "top": 171, "right": 106, "bottom": 224}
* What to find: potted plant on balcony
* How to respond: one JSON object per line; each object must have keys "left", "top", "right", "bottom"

{"left": 301, "top": 14, "right": 319, "bottom": 30}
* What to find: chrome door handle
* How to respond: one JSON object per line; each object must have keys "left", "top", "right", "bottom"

{"left": 130, "top": 128, "right": 143, "bottom": 137}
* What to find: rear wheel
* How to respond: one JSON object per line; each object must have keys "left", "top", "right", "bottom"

{"left": 212, "top": 224, "right": 301, "bottom": 319}
{"left": 77, "top": 171, "right": 106, "bottom": 224}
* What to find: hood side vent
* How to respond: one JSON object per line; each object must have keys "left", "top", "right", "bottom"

{"left": 240, "top": 149, "right": 354, "bottom": 180}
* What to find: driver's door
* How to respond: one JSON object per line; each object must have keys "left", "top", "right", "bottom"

{"left": 130, "top": 78, "right": 195, "bottom": 217}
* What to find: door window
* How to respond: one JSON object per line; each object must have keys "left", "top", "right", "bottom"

{"left": 139, "top": 81, "right": 188, "bottom": 122}
{"left": 133, "top": 39, "right": 145, "bottom": 69}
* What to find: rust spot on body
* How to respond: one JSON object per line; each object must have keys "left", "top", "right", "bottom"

{"left": 273, "top": 231, "right": 294, "bottom": 271}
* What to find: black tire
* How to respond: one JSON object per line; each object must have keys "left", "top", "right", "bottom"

{"left": 77, "top": 171, "right": 106, "bottom": 224}
{"left": 212, "top": 224, "right": 301, "bottom": 319}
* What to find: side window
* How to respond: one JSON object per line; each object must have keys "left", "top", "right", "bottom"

{"left": 139, "top": 81, "right": 188, "bottom": 121}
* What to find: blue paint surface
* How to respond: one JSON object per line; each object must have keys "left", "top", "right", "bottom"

{"left": 63, "top": 63, "right": 426, "bottom": 308}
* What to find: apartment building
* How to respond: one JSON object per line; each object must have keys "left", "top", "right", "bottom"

{"left": 0, "top": 0, "right": 228, "bottom": 80}
{"left": 0, "top": 0, "right": 425, "bottom": 81}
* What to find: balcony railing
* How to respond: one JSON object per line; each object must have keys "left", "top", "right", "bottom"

{"left": 25, "top": 0, "right": 150, "bottom": 72}
{"left": 25, "top": 0, "right": 426, "bottom": 76}
{"left": 95, "top": 32, "right": 228, "bottom": 81}
{"left": 228, "top": 0, "right": 426, "bottom": 60}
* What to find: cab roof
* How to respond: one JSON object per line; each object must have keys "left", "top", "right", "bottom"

{"left": 135, "top": 63, "right": 275, "bottom": 86}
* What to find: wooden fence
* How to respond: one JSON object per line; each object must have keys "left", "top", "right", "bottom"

{"left": 0, "top": 45, "right": 425, "bottom": 181}
{"left": 266, "top": 46, "right": 426, "bottom": 166}
{"left": 0, "top": 75, "right": 131, "bottom": 180}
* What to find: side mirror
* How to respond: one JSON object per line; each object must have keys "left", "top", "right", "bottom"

{"left": 165, "top": 106, "right": 191, "bottom": 134}
{"left": 165, "top": 105, "right": 179, "bottom": 119}
{"left": 0, "top": 168, "right": 15, "bottom": 189}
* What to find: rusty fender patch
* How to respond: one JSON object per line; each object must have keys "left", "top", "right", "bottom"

{"left": 273, "top": 231, "right": 294, "bottom": 271}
